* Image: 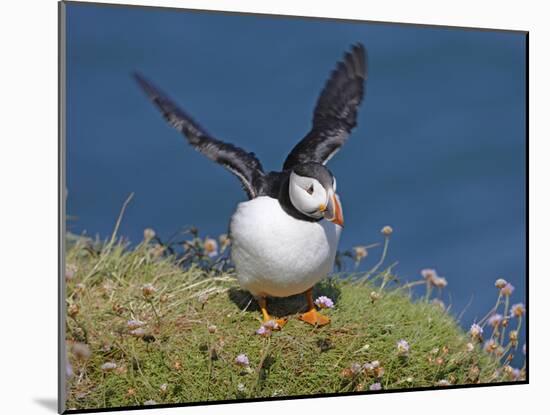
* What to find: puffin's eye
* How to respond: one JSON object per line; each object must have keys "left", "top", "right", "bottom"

{"left": 306, "top": 184, "right": 314, "bottom": 195}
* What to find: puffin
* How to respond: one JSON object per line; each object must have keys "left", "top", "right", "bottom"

{"left": 134, "top": 43, "right": 367, "bottom": 328}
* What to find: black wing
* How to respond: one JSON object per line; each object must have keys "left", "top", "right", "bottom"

{"left": 134, "top": 73, "right": 265, "bottom": 199}
{"left": 283, "top": 43, "right": 367, "bottom": 171}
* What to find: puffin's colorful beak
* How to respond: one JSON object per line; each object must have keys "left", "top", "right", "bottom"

{"left": 323, "top": 193, "right": 344, "bottom": 227}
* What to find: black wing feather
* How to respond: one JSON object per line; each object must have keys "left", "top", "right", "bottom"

{"left": 283, "top": 43, "right": 367, "bottom": 170}
{"left": 134, "top": 73, "right": 265, "bottom": 199}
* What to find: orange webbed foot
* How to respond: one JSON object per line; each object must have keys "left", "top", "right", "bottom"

{"left": 299, "top": 309, "right": 330, "bottom": 326}
{"left": 258, "top": 296, "right": 288, "bottom": 330}
{"left": 263, "top": 317, "right": 288, "bottom": 331}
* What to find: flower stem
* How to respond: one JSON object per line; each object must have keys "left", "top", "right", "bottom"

{"left": 250, "top": 337, "right": 271, "bottom": 398}
{"left": 360, "top": 236, "right": 390, "bottom": 285}
{"left": 479, "top": 293, "right": 502, "bottom": 326}
{"left": 500, "top": 296, "right": 510, "bottom": 345}
{"left": 424, "top": 282, "right": 432, "bottom": 302}
{"left": 514, "top": 316, "right": 523, "bottom": 350}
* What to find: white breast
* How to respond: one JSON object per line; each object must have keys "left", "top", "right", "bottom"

{"left": 229, "top": 196, "right": 342, "bottom": 298}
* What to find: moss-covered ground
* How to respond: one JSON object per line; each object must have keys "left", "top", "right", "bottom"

{"left": 64, "top": 233, "right": 520, "bottom": 411}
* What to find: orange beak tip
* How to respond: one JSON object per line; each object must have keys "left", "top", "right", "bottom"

{"left": 331, "top": 194, "right": 344, "bottom": 227}
{"left": 331, "top": 217, "right": 344, "bottom": 227}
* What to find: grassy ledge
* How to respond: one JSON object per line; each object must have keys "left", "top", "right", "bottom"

{"left": 64, "top": 232, "right": 522, "bottom": 410}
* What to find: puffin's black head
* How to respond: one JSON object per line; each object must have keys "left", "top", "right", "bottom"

{"left": 288, "top": 162, "right": 344, "bottom": 226}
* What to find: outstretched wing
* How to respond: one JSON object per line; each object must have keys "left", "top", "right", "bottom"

{"left": 134, "top": 73, "right": 265, "bottom": 199}
{"left": 283, "top": 43, "right": 367, "bottom": 171}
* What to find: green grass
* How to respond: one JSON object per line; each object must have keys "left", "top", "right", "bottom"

{"left": 64, "top": 234, "right": 516, "bottom": 411}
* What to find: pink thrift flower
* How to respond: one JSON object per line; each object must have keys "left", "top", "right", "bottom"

{"left": 255, "top": 326, "right": 271, "bottom": 337}
{"left": 369, "top": 382, "right": 382, "bottom": 391}
{"left": 101, "top": 362, "right": 117, "bottom": 372}
{"left": 127, "top": 320, "right": 145, "bottom": 330}
{"left": 421, "top": 268, "right": 438, "bottom": 283}
{"left": 235, "top": 354, "right": 249, "bottom": 367}
{"left": 203, "top": 238, "right": 218, "bottom": 258}
{"left": 510, "top": 303, "right": 525, "bottom": 318}
{"left": 397, "top": 339, "right": 410, "bottom": 356}
{"left": 488, "top": 314, "right": 503, "bottom": 327}
{"left": 469, "top": 323, "right": 483, "bottom": 339}
{"left": 314, "top": 296, "right": 334, "bottom": 309}
{"left": 500, "top": 283, "right": 515, "bottom": 296}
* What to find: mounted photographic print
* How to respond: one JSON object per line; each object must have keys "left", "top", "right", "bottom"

{"left": 59, "top": 1, "right": 528, "bottom": 413}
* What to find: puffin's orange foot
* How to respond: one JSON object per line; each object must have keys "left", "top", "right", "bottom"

{"left": 299, "top": 309, "right": 330, "bottom": 326}
{"left": 257, "top": 296, "right": 288, "bottom": 330}
{"left": 263, "top": 318, "right": 288, "bottom": 330}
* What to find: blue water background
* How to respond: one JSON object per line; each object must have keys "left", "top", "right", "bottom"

{"left": 65, "top": 4, "right": 526, "bottom": 355}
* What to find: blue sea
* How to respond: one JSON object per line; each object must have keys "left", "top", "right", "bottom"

{"left": 65, "top": 4, "right": 526, "bottom": 357}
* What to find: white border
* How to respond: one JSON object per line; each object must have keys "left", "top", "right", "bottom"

{"left": 1, "top": 0, "right": 544, "bottom": 414}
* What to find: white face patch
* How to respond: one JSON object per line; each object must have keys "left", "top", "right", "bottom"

{"left": 289, "top": 172, "right": 328, "bottom": 218}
